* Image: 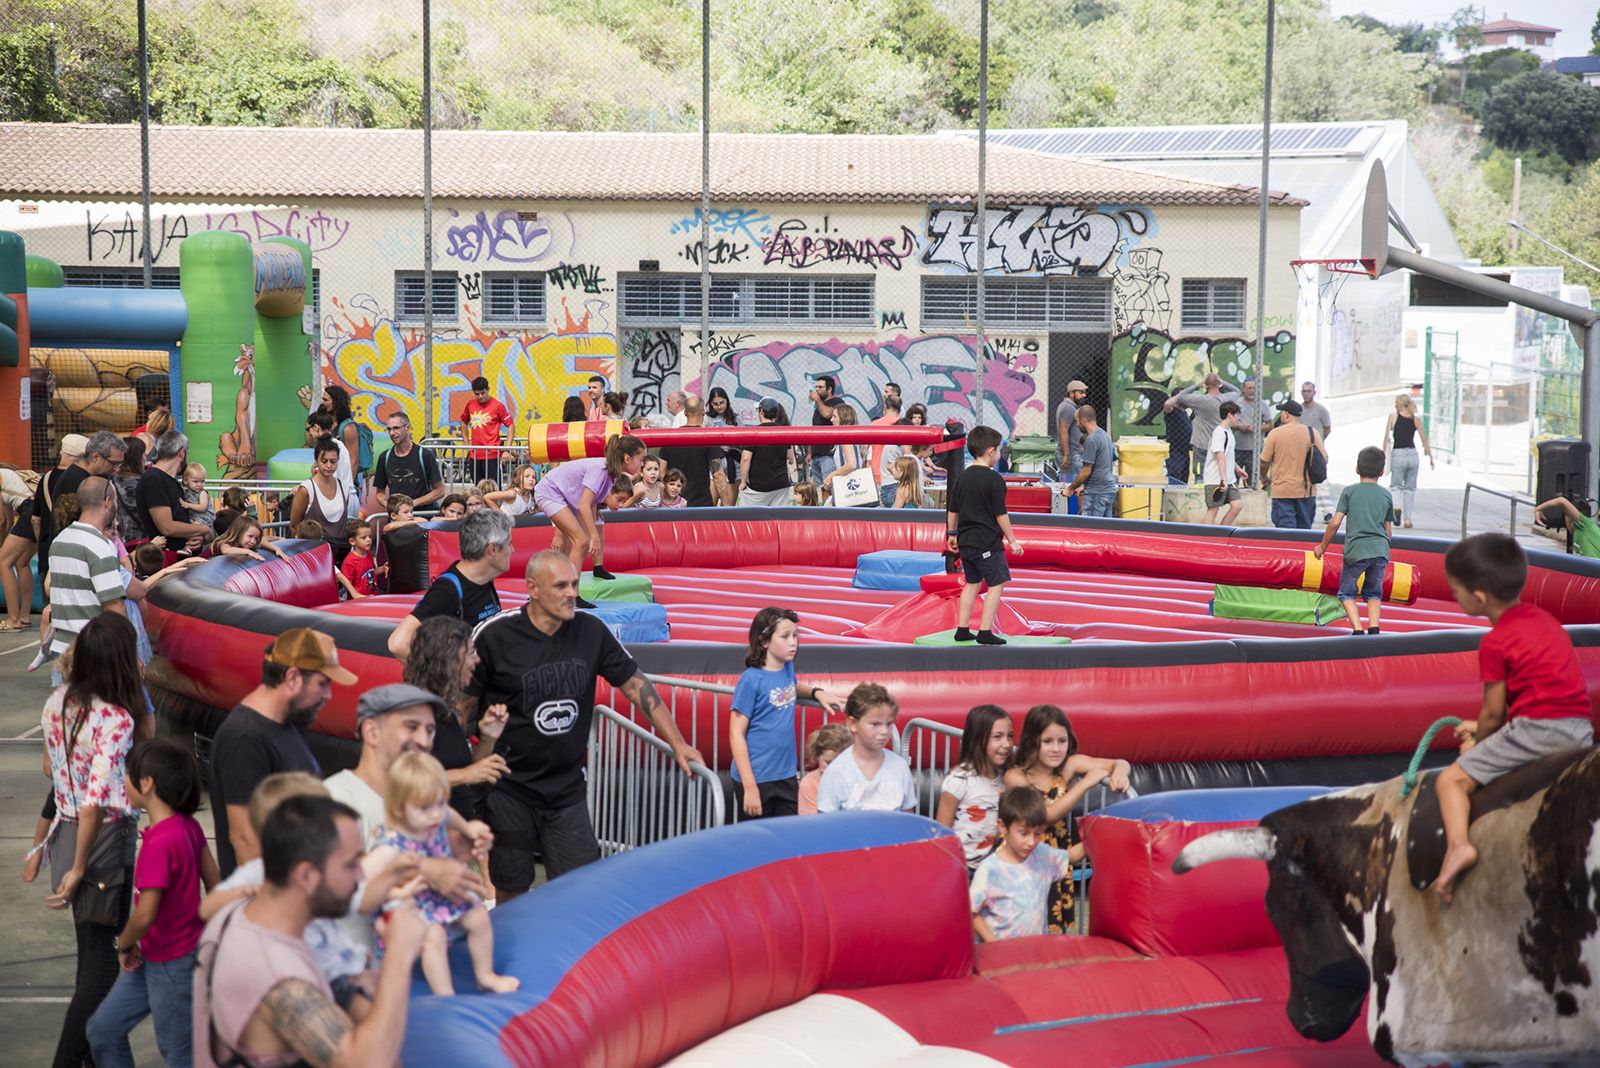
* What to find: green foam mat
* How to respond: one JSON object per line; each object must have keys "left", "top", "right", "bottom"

{"left": 1212, "top": 584, "right": 1342, "bottom": 626}
{"left": 579, "top": 573, "right": 655, "bottom": 603}
{"left": 913, "top": 632, "right": 1072, "bottom": 646}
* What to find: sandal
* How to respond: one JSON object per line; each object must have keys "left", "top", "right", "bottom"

{"left": 0, "top": 619, "right": 27, "bottom": 632}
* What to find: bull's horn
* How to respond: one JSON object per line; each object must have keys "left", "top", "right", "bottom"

{"left": 1172, "top": 828, "right": 1277, "bottom": 873}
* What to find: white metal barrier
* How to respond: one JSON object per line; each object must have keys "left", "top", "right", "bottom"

{"left": 586, "top": 704, "right": 725, "bottom": 857}
{"left": 417, "top": 437, "right": 538, "bottom": 494}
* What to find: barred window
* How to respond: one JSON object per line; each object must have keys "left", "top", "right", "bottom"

{"left": 61, "top": 266, "right": 181, "bottom": 289}
{"left": 921, "top": 276, "right": 1111, "bottom": 329}
{"left": 395, "top": 271, "right": 458, "bottom": 323}
{"left": 310, "top": 267, "right": 321, "bottom": 325}
{"left": 482, "top": 272, "right": 547, "bottom": 324}
{"left": 1180, "top": 278, "right": 1247, "bottom": 331}
{"left": 619, "top": 273, "right": 873, "bottom": 327}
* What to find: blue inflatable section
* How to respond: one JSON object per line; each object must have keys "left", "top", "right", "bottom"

{"left": 29, "top": 286, "right": 188, "bottom": 341}
{"left": 583, "top": 601, "right": 670, "bottom": 643}
{"left": 0, "top": 554, "right": 44, "bottom": 612}
{"left": 852, "top": 549, "right": 944, "bottom": 591}
{"left": 1098, "top": 786, "right": 1340, "bottom": 824}
{"left": 403, "top": 812, "right": 947, "bottom": 1065}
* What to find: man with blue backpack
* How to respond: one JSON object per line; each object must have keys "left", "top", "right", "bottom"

{"left": 387, "top": 509, "right": 513, "bottom": 660}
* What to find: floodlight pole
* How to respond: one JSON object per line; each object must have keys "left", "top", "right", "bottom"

{"left": 137, "top": 0, "right": 153, "bottom": 291}
{"left": 1251, "top": 0, "right": 1275, "bottom": 489}
{"left": 422, "top": 0, "right": 435, "bottom": 435}
{"left": 698, "top": 0, "right": 711, "bottom": 397}
{"left": 973, "top": 0, "right": 989, "bottom": 430}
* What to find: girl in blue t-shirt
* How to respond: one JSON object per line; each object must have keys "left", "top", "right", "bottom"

{"left": 730, "top": 607, "right": 845, "bottom": 818}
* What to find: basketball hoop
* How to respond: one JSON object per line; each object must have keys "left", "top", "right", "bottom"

{"left": 1291, "top": 258, "right": 1376, "bottom": 326}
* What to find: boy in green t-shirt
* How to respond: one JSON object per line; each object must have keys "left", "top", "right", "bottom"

{"left": 1532, "top": 495, "right": 1600, "bottom": 559}
{"left": 1313, "top": 447, "right": 1395, "bottom": 635}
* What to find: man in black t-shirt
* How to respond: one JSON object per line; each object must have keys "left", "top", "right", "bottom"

{"left": 806, "top": 375, "right": 840, "bottom": 482}
{"left": 136, "top": 430, "right": 213, "bottom": 552}
{"left": 469, "top": 550, "right": 703, "bottom": 900}
{"left": 373, "top": 412, "right": 445, "bottom": 511}
{"left": 209, "top": 629, "right": 356, "bottom": 875}
{"left": 656, "top": 395, "right": 721, "bottom": 507}
{"left": 387, "top": 509, "right": 513, "bottom": 660}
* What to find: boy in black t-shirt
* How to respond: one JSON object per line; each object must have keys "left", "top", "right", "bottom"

{"left": 946, "top": 425, "right": 1023, "bottom": 645}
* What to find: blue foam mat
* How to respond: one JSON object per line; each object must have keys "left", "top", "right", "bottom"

{"left": 582, "top": 601, "right": 670, "bottom": 643}
{"left": 853, "top": 549, "right": 945, "bottom": 591}
{"left": 1096, "top": 786, "right": 1341, "bottom": 824}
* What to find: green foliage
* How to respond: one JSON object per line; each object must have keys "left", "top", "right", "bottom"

{"left": 1460, "top": 47, "right": 1539, "bottom": 114}
{"left": 1592, "top": 9, "right": 1600, "bottom": 57}
{"left": 884, "top": 0, "right": 1014, "bottom": 122}
{"left": 1479, "top": 71, "right": 1600, "bottom": 165}
{"left": 0, "top": 1, "right": 139, "bottom": 122}
{"left": 1340, "top": 14, "right": 1440, "bottom": 56}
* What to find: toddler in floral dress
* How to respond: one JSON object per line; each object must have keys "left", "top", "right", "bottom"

{"left": 364, "top": 752, "right": 519, "bottom": 995}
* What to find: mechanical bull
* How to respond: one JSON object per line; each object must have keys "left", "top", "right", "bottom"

{"left": 1174, "top": 747, "right": 1600, "bottom": 1067}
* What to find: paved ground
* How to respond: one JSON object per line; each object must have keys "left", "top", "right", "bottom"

{"left": 0, "top": 481, "right": 1565, "bottom": 1063}
{"left": 0, "top": 625, "right": 197, "bottom": 1066}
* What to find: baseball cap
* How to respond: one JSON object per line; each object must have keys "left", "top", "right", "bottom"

{"left": 758, "top": 396, "right": 782, "bottom": 417}
{"left": 60, "top": 434, "right": 88, "bottom": 457}
{"left": 264, "top": 628, "right": 358, "bottom": 686}
{"left": 1067, "top": 380, "right": 1089, "bottom": 393}
{"left": 355, "top": 682, "right": 446, "bottom": 723}
{"left": 1276, "top": 399, "right": 1304, "bottom": 417}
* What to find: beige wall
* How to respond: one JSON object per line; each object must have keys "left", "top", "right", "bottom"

{"left": 2, "top": 193, "right": 1300, "bottom": 441}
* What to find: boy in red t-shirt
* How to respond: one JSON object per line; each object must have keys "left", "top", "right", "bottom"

{"left": 1433, "top": 532, "right": 1595, "bottom": 903}
{"left": 337, "top": 521, "right": 384, "bottom": 599}
{"left": 459, "top": 375, "right": 513, "bottom": 487}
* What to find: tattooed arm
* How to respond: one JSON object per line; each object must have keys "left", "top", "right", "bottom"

{"left": 257, "top": 903, "right": 426, "bottom": 1067}
{"left": 617, "top": 670, "right": 705, "bottom": 776}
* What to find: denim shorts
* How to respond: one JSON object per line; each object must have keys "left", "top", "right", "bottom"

{"left": 1337, "top": 557, "right": 1388, "bottom": 601}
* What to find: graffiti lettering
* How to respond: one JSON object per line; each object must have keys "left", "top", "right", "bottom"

{"left": 761, "top": 218, "right": 920, "bottom": 271}
{"left": 1110, "top": 325, "right": 1294, "bottom": 439}
{"left": 702, "top": 335, "right": 1037, "bottom": 435}
{"left": 441, "top": 209, "right": 575, "bottom": 266}
{"left": 687, "top": 331, "right": 753, "bottom": 361}
{"left": 323, "top": 318, "right": 614, "bottom": 435}
{"left": 880, "top": 310, "right": 907, "bottom": 328}
{"left": 680, "top": 238, "right": 750, "bottom": 265}
{"left": 923, "top": 204, "right": 1152, "bottom": 275}
{"left": 459, "top": 272, "right": 482, "bottom": 301}
{"left": 547, "top": 262, "right": 607, "bottom": 293}
{"left": 1111, "top": 246, "right": 1172, "bottom": 331}
{"left": 252, "top": 246, "right": 305, "bottom": 297}
{"left": 668, "top": 207, "right": 772, "bottom": 244}
{"left": 620, "top": 329, "right": 681, "bottom": 419}
{"left": 86, "top": 211, "right": 189, "bottom": 264}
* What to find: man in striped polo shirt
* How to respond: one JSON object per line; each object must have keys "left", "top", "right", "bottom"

{"left": 47, "top": 476, "right": 126, "bottom": 657}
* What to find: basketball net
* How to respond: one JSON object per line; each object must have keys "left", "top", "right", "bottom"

{"left": 1293, "top": 261, "right": 1353, "bottom": 327}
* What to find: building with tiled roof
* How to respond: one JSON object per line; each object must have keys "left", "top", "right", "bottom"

{"left": 2, "top": 123, "right": 1304, "bottom": 451}
{"left": 1477, "top": 17, "right": 1559, "bottom": 56}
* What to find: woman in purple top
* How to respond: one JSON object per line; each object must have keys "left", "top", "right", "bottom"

{"left": 534, "top": 434, "right": 646, "bottom": 585}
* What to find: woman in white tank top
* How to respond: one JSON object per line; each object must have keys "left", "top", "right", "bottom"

{"left": 289, "top": 440, "right": 351, "bottom": 557}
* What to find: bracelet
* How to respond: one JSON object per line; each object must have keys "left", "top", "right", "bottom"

{"left": 946, "top": 530, "right": 958, "bottom": 537}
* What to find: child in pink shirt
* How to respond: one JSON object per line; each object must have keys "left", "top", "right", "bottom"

{"left": 88, "top": 739, "right": 219, "bottom": 1068}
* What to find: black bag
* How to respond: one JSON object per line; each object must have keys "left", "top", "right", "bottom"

{"left": 49, "top": 816, "right": 130, "bottom": 928}
{"left": 1304, "top": 427, "right": 1328, "bottom": 486}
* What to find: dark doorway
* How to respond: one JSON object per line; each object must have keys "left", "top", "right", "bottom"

{"left": 1047, "top": 331, "right": 1112, "bottom": 432}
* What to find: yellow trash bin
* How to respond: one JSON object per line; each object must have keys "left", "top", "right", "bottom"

{"left": 1116, "top": 436, "right": 1167, "bottom": 519}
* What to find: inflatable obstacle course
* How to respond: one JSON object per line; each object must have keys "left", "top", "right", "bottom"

{"left": 913, "top": 631, "right": 1071, "bottom": 646}
{"left": 578, "top": 573, "right": 654, "bottom": 603}
{"left": 1213, "top": 583, "right": 1345, "bottom": 626}
{"left": 852, "top": 549, "right": 945, "bottom": 591}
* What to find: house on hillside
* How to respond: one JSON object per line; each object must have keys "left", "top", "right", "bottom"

{"left": 1547, "top": 55, "right": 1600, "bottom": 87}
{"left": 1478, "top": 17, "right": 1560, "bottom": 59}
{"left": 0, "top": 123, "right": 1302, "bottom": 458}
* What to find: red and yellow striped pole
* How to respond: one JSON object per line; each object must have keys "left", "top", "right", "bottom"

{"left": 1300, "top": 551, "right": 1418, "bottom": 605}
{"left": 527, "top": 419, "right": 629, "bottom": 464}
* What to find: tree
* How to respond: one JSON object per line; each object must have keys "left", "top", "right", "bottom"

{"left": 1592, "top": 8, "right": 1600, "bottom": 56}
{"left": 1479, "top": 70, "right": 1600, "bottom": 165}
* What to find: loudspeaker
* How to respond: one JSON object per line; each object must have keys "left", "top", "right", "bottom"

{"left": 1536, "top": 438, "right": 1591, "bottom": 526}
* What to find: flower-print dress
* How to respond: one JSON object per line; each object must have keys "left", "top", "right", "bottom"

{"left": 1040, "top": 776, "right": 1077, "bottom": 932}
{"left": 371, "top": 821, "right": 473, "bottom": 928}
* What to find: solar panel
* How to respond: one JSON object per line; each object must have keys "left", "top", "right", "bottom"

{"left": 978, "top": 123, "right": 1376, "bottom": 160}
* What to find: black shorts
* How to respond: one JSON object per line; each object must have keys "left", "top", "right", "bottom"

{"left": 960, "top": 545, "right": 1011, "bottom": 587}
{"left": 484, "top": 788, "right": 600, "bottom": 891}
{"left": 10, "top": 501, "right": 35, "bottom": 542}
{"left": 736, "top": 776, "right": 798, "bottom": 819}
{"left": 468, "top": 456, "right": 503, "bottom": 488}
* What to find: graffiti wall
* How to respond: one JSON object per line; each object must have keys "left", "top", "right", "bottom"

{"left": 701, "top": 334, "right": 1044, "bottom": 435}
{"left": 320, "top": 296, "right": 615, "bottom": 439}
{"left": 1110, "top": 325, "right": 1295, "bottom": 440}
{"left": 922, "top": 204, "right": 1154, "bottom": 275}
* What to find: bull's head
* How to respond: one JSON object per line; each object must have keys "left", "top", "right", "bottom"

{"left": 1175, "top": 806, "right": 1385, "bottom": 1044}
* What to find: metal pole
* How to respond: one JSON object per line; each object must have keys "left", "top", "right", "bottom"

{"left": 137, "top": 0, "right": 152, "bottom": 290}
{"left": 1585, "top": 325, "right": 1599, "bottom": 503}
{"left": 1250, "top": 0, "right": 1275, "bottom": 488}
{"left": 698, "top": 0, "right": 711, "bottom": 397}
{"left": 422, "top": 0, "right": 435, "bottom": 436}
{"left": 973, "top": 0, "right": 989, "bottom": 429}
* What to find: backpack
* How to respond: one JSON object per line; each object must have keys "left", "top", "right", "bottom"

{"left": 1303, "top": 427, "right": 1327, "bottom": 486}
{"left": 340, "top": 417, "right": 374, "bottom": 473}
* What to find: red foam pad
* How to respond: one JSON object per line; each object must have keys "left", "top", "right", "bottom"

{"left": 221, "top": 542, "right": 336, "bottom": 609}
{"left": 1081, "top": 814, "right": 1278, "bottom": 957}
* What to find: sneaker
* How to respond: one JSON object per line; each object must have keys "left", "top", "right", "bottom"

{"left": 953, "top": 627, "right": 975, "bottom": 642}
{"left": 976, "top": 630, "right": 1008, "bottom": 645}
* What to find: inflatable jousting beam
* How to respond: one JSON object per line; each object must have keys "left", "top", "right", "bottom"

{"left": 529, "top": 420, "right": 958, "bottom": 463}
{"left": 1013, "top": 529, "right": 1420, "bottom": 605}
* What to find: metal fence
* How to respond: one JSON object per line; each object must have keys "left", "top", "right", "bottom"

{"left": 586, "top": 704, "right": 725, "bottom": 857}
{"left": 417, "top": 437, "right": 537, "bottom": 496}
